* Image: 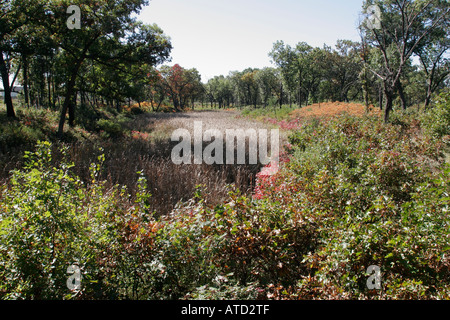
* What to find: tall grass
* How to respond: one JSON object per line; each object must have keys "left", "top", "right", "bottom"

{"left": 65, "top": 139, "right": 263, "bottom": 216}
{"left": 0, "top": 106, "right": 268, "bottom": 216}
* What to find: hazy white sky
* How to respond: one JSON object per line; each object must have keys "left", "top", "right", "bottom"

{"left": 138, "top": 0, "right": 366, "bottom": 82}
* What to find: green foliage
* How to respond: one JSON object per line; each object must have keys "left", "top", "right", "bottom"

{"left": 0, "top": 141, "right": 84, "bottom": 299}
{"left": 184, "top": 275, "right": 260, "bottom": 300}
{"left": 265, "top": 114, "right": 449, "bottom": 299}
{"left": 1, "top": 110, "right": 449, "bottom": 300}
{"left": 0, "top": 141, "right": 157, "bottom": 299}
{"left": 0, "top": 108, "right": 56, "bottom": 149}
{"left": 0, "top": 121, "right": 43, "bottom": 148}
{"left": 421, "top": 92, "right": 450, "bottom": 139}
{"left": 96, "top": 118, "right": 126, "bottom": 139}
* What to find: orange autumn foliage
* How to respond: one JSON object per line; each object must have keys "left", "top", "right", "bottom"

{"left": 289, "top": 102, "right": 382, "bottom": 121}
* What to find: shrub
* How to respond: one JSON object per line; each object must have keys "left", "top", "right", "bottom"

{"left": 143, "top": 185, "right": 318, "bottom": 299}
{"left": 0, "top": 141, "right": 85, "bottom": 299}
{"left": 130, "top": 107, "right": 145, "bottom": 115}
{"left": 255, "top": 113, "right": 449, "bottom": 299}
{"left": 422, "top": 91, "right": 450, "bottom": 139}
{"left": 97, "top": 119, "right": 126, "bottom": 139}
{"left": 0, "top": 142, "right": 158, "bottom": 299}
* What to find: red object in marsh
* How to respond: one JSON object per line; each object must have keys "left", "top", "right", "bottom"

{"left": 253, "top": 149, "right": 291, "bottom": 200}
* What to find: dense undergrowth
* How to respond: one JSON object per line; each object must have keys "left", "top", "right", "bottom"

{"left": 0, "top": 94, "right": 449, "bottom": 299}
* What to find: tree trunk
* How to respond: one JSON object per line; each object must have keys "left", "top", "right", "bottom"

{"left": 68, "top": 91, "right": 76, "bottom": 127}
{"left": 52, "top": 72, "right": 57, "bottom": 110}
{"left": 424, "top": 78, "right": 433, "bottom": 109}
{"left": 0, "top": 52, "right": 15, "bottom": 118}
{"left": 298, "top": 70, "right": 302, "bottom": 108}
{"left": 397, "top": 81, "right": 407, "bottom": 110}
{"left": 378, "top": 85, "right": 383, "bottom": 110}
{"left": 23, "top": 55, "right": 30, "bottom": 107}
{"left": 172, "top": 93, "right": 180, "bottom": 111}
{"left": 58, "top": 34, "right": 100, "bottom": 137}
{"left": 364, "top": 89, "right": 370, "bottom": 113}
{"left": 384, "top": 86, "right": 394, "bottom": 123}
{"left": 279, "top": 82, "right": 283, "bottom": 109}
{"left": 47, "top": 72, "right": 52, "bottom": 109}
{"left": 424, "top": 93, "right": 432, "bottom": 110}
{"left": 58, "top": 62, "right": 82, "bottom": 136}
{"left": 81, "top": 90, "right": 85, "bottom": 108}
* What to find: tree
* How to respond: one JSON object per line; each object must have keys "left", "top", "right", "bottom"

{"left": 159, "top": 64, "right": 203, "bottom": 111}
{"left": 240, "top": 69, "right": 260, "bottom": 108}
{"left": 255, "top": 67, "right": 278, "bottom": 108}
{"left": 14, "top": 20, "right": 56, "bottom": 109}
{"left": 229, "top": 70, "right": 246, "bottom": 108}
{"left": 78, "top": 22, "right": 171, "bottom": 112}
{"left": 330, "top": 40, "right": 363, "bottom": 103}
{"left": 360, "top": 0, "right": 450, "bottom": 122}
{"left": 414, "top": 15, "right": 450, "bottom": 108}
{"left": 206, "top": 75, "right": 233, "bottom": 109}
{"left": 182, "top": 68, "right": 204, "bottom": 109}
{"left": 0, "top": 0, "right": 44, "bottom": 117}
{"left": 271, "top": 68, "right": 286, "bottom": 109}
{"left": 270, "top": 41, "right": 322, "bottom": 107}
{"left": 301, "top": 46, "right": 327, "bottom": 105}
{"left": 147, "top": 69, "right": 169, "bottom": 112}
{"left": 269, "top": 41, "right": 298, "bottom": 107}
{"left": 42, "top": 0, "right": 171, "bottom": 136}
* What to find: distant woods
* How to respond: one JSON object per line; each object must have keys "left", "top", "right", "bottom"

{"left": 1, "top": 0, "right": 172, "bottom": 135}
{"left": 1, "top": 0, "right": 449, "bottom": 128}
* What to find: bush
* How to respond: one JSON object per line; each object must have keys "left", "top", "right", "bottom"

{"left": 255, "top": 113, "right": 449, "bottom": 299}
{"left": 0, "top": 142, "right": 158, "bottom": 299}
{"left": 0, "top": 141, "right": 85, "bottom": 299}
{"left": 130, "top": 107, "right": 145, "bottom": 115}
{"left": 422, "top": 91, "right": 450, "bottom": 139}
{"left": 96, "top": 119, "right": 126, "bottom": 139}
{"left": 241, "top": 105, "right": 295, "bottom": 121}
{"left": 142, "top": 185, "right": 317, "bottom": 299}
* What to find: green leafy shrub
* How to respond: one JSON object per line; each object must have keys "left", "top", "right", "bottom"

{"left": 184, "top": 274, "right": 261, "bottom": 300}
{"left": 241, "top": 104, "right": 295, "bottom": 121}
{"left": 130, "top": 107, "right": 145, "bottom": 115}
{"left": 140, "top": 184, "right": 318, "bottom": 300}
{"left": 0, "top": 141, "right": 85, "bottom": 299}
{"left": 257, "top": 113, "right": 449, "bottom": 299}
{"left": 0, "top": 120, "right": 45, "bottom": 150}
{"left": 0, "top": 142, "right": 158, "bottom": 299}
{"left": 97, "top": 119, "right": 126, "bottom": 139}
{"left": 422, "top": 91, "right": 450, "bottom": 139}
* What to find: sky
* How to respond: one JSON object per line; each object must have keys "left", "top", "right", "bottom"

{"left": 138, "top": 0, "right": 367, "bottom": 82}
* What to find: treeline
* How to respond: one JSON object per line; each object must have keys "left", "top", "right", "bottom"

{"left": 203, "top": 41, "right": 365, "bottom": 110}
{"left": 201, "top": 0, "right": 449, "bottom": 123}
{"left": 152, "top": 0, "right": 449, "bottom": 123}
{"left": 143, "top": 27, "right": 449, "bottom": 116}
{"left": 1, "top": 0, "right": 449, "bottom": 130}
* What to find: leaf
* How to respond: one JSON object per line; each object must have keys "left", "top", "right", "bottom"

{"left": 385, "top": 253, "right": 394, "bottom": 259}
